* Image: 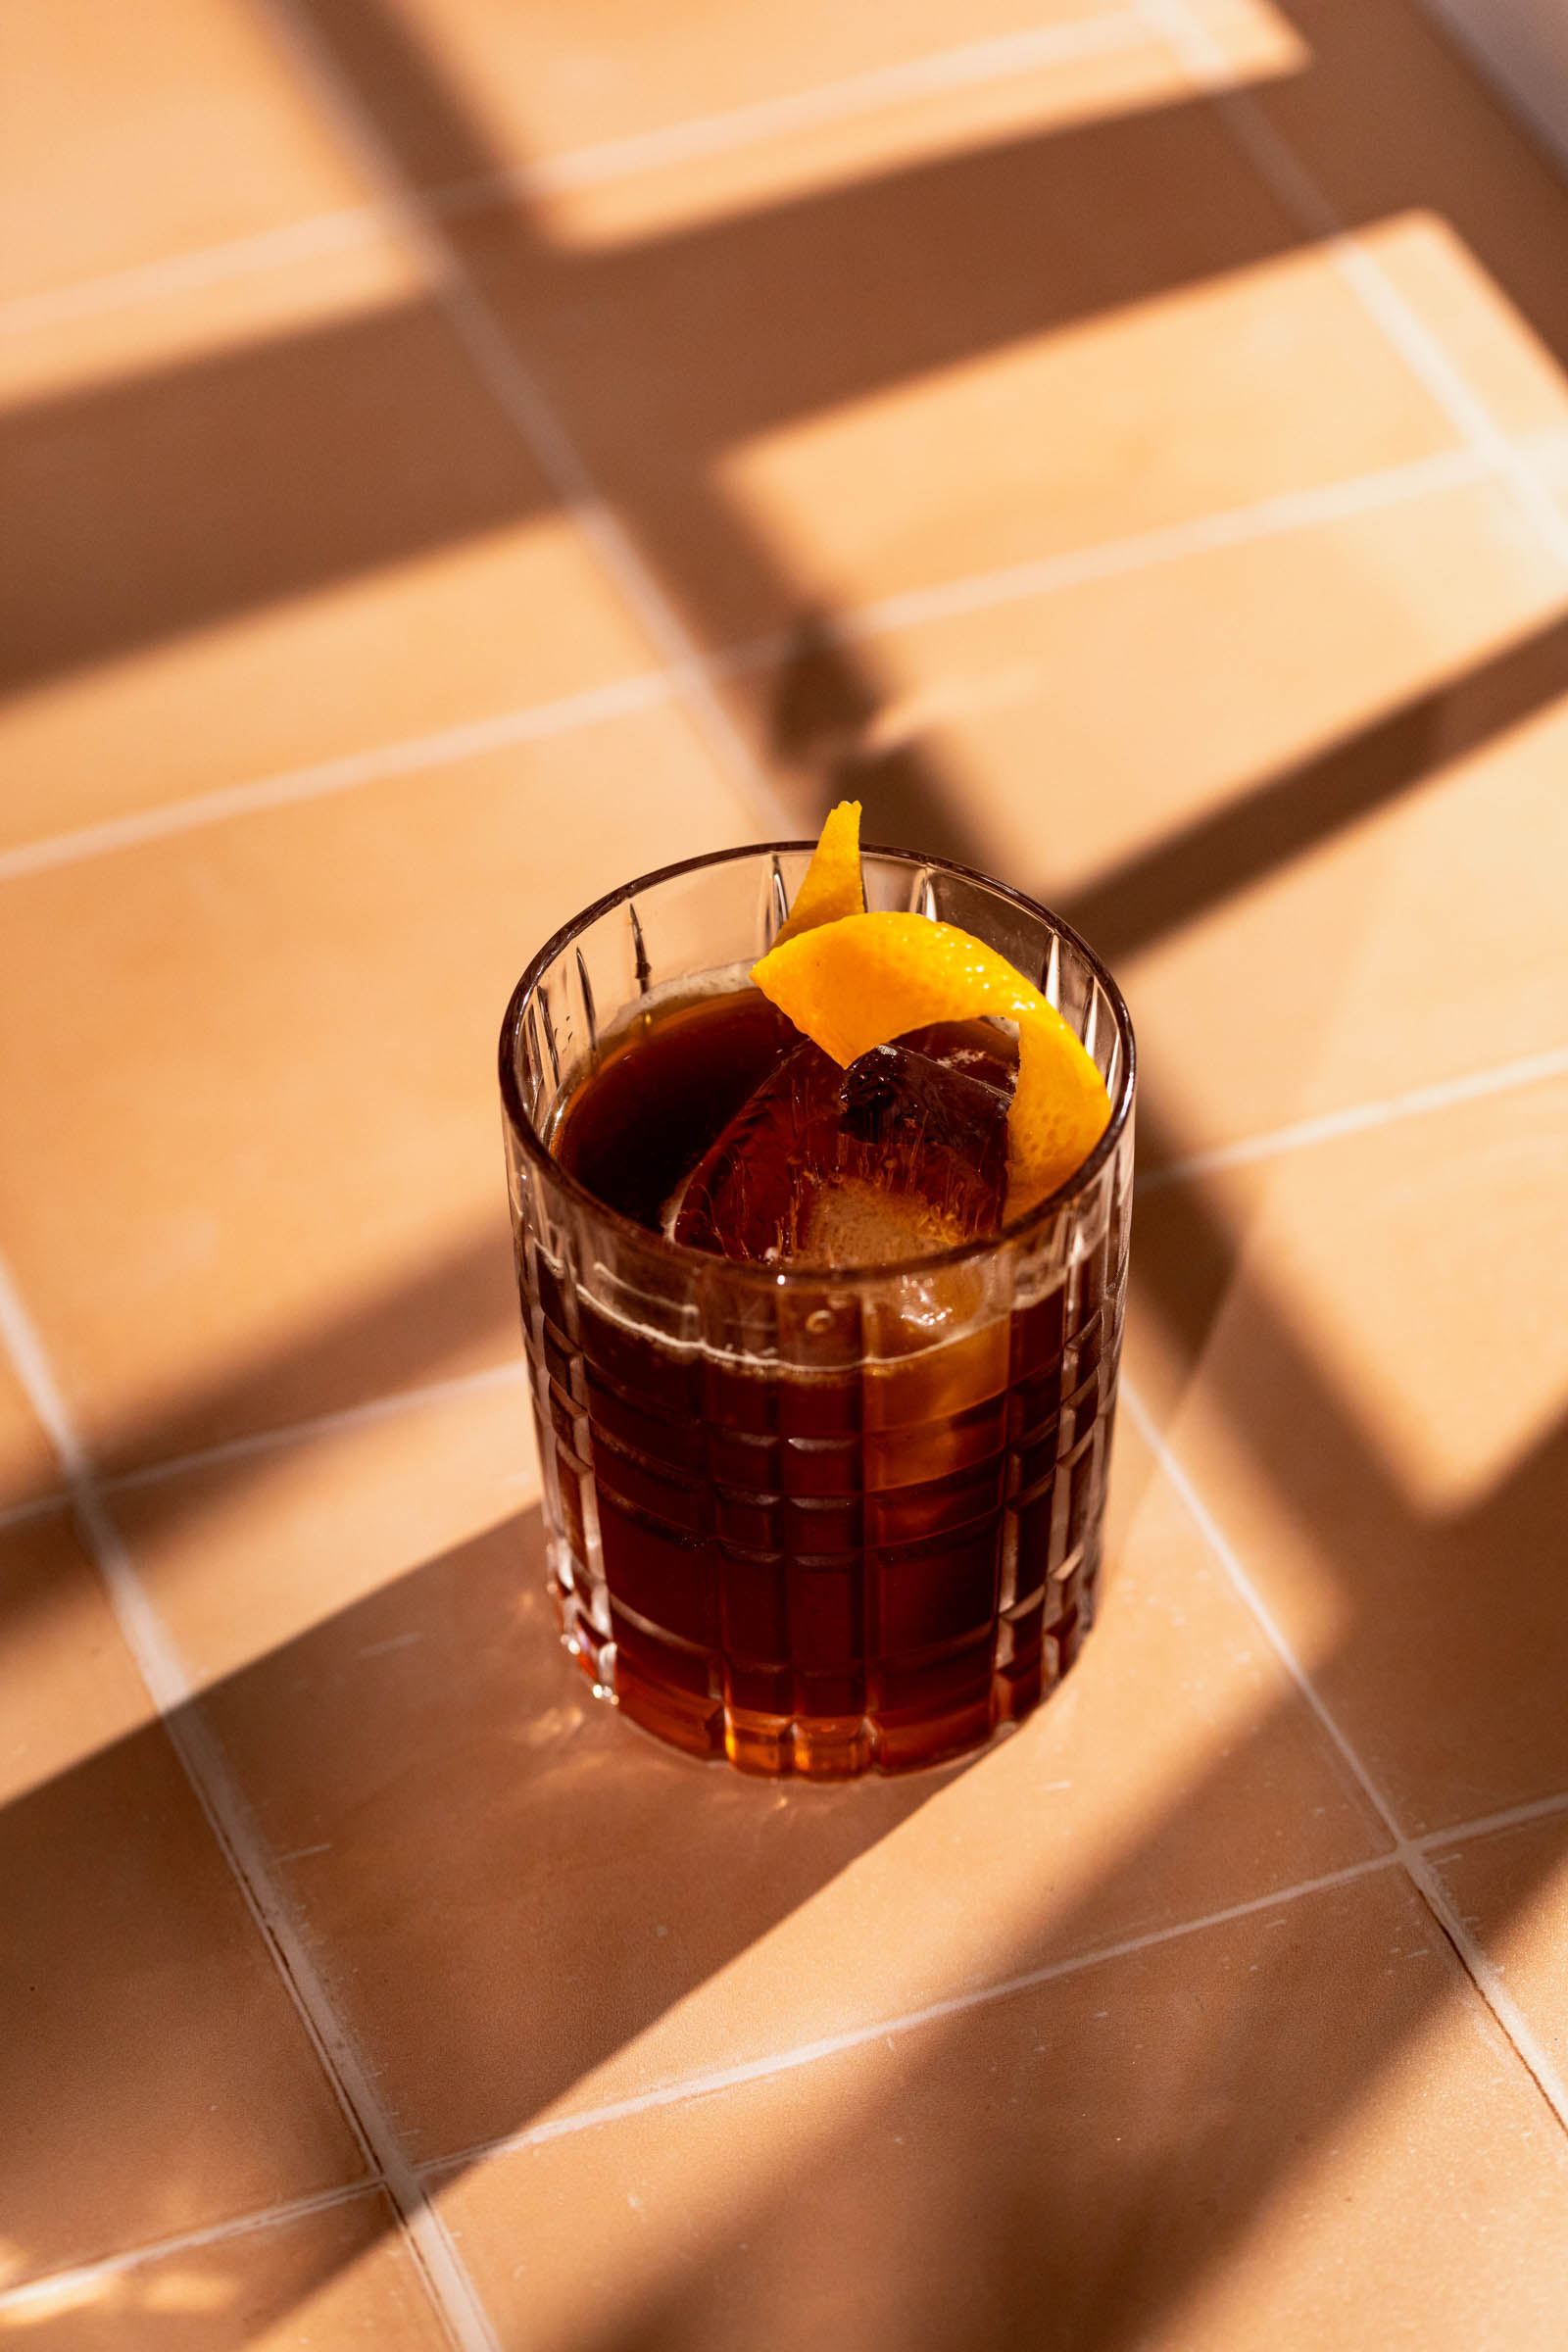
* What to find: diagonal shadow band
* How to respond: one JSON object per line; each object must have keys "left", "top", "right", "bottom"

{"left": 0, "top": 299, "right": 554, "bottom": 697}
{"left": 754, "top": 599, "right": 1568, "bottom": 953}
{"left": 0, "top": 79, "right": 1316, "bottom": 694}
{"left": 6, "top": 1394, "right": 1565, "bottom": 2337}
{"left": 4, "top": 1024, "right": 1563, "bottom": 2326}
{"left": 1059, "top": 609, "right": 1568, "bottom": 959}
{"left": 1, "top": 535, "right": 1559, "bottom": 1559}
{"left": 8, "top": 0, "right": 1568, "bottom": 701}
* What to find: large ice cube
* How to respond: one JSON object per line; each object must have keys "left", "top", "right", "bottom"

{"left": 667, "top": 1026, "right": 1014, "bottom": 1266}
{"left": 665, "top": 1038, "right": 842, "bottom": 1260}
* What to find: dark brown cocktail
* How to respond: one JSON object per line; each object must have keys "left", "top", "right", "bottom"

{"left": 499, "top": 843, "right": 1134, "bottom": 1778}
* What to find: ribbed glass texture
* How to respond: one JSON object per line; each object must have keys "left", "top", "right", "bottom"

{"left": 499, "top": 844, "right": 1135, "bottom": 1777}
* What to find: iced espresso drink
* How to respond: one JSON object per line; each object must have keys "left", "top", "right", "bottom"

{"left": 499, "top": 811, "right": 1134, "bottom": 1777}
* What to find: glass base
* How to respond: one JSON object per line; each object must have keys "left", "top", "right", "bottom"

{"left": 551, "top": 1569, "right": 1094, "bottom": 1779}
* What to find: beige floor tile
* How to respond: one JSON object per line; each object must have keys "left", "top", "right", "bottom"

{"left": 0, "top": 710, "right": 752, "bottom": 1471}
{"left": 1358, "top": 210, "right": 1568, "bottom": 446}
{"left": 1431, "top": 1813, "right": 1568, "bottom": 2082}
{"left": 721, "top": 473, "right": 1568, "bottom": 1155}
{"left": 437, "top": 1869, "right": 1568, "bottom": 2352}
{"left": 114, "top": 1380, "right": 1383, "bottom": 2171}
{"left": 335, "top": 0, "right": 1168, "bottom": 188}
{"left": 0, "top": 1513, "right": 365, "bottom": 2288}
{"left": 0, "top": 1351, "right": 56, "bottom": 1520}
{"left": 1246, "top": 0, "right": 1568, "bottom": 436}
{"left": 0, "top": 271, "right": 663, "bottom": 854}
{"left": 1181, "top": 0, "right": 1313, "bottom": 80}
{"left": 1124, "top": 1074, "right": 1568, "bottom": 1836}
{"left": 0, "top": 0, "right": 376, "bottom": 306}
{"left": 0, "top": 211, "right": 414, "bottom": 405}
{"left": 1, "top": 2190, "right": 451, "bottom": 2350}
{"left": 1528, "top": 424, "right": 1568, "bottom": 506}
{"left": 452, "top": 92, "right": 1470, "bottom": 648}
{"left": 484, "top": 40, "right": 1206, "bottom": 254}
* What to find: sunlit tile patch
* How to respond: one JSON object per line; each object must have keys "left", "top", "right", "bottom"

{"left": 385, "top": 0, "right": 1172, "bottom": 178}
{"left": 0, "top": 288, "right": 665, "bottom": 854}
{"left": 0, "top": 0, "right": 379, "bottom": 306}
{"left": 0, "top": 220, "right": 420, "bottom": 408}
{"left": 1209, "top": 0, "right": 1568, "bottom": 444}
{"left": 1354, "top": 212, "right": 1568, "bottom": 446}
{"left": 1126, "top": 1076, "right": 1568, "bottom": 1835}
{"left": 451, "top": 109, "right": 1482, "bottom": 649}
{"left": 494, "top": 27, "right": 1200, "bottom": 250}
{"left": 0, "top": 2188, "right": 451, "bottom": 2349}
{"left": 706, "top": 243, "right": 1472, "bottom": 627}
{"left": 714, "top": 472, "right": 1568, "bottom": 1161}
{"left": 1165, "top": 0, "right": 1312, "bottom": 78}
{"left": 0, "top": 710, "right": 752, "bottom": 1471}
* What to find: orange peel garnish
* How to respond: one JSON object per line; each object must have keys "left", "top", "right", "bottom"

{"left": 752, "top": 905, "right": 1111, "bottom": 1215}
{"left": 769, "top": 799, "right": 864, "bottom": 949}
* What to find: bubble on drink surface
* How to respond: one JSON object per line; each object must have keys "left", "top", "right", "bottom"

{"left": 666, "top": 1025, "right": 1015, "bottom": 1267}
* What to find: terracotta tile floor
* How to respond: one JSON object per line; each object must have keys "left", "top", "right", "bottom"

{"left": 2, "top": 1, "right": 1566, "bottom": 2343}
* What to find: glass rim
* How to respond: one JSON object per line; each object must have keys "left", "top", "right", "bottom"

{"left": 498, "top": 838, "right": 1136, "bottom": 1289}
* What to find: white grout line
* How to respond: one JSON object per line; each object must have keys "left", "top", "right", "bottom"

{"left": 0, "top": 1485, "right": 68, "bottom": 1533}
{"left": 3, "top": 1360, "right": 530, "bottom": 1534}
{"left": 249, "top": 0, "right": 787, "bottom": 842}
{"left": 1138, "top": 1045, "right": 1568, "bottom": 1192}
{"left": 1119, "top": 1377, "right": 1568, "bottom": 2135}
{"left": 1134, "top": 0, "right": 1568, "bottom": 575}
{"left": 428, "top": 11, "right": 1152, "bottom": 216}
{"left": 0, "top": 442, "right": 1497, "bottom": 889}
{"left": 0, "top": 207, "right": 388, "bottom": 340}
{"left": 1415, "top": 1788, "right": 1568, "bottom": 1852}
{"left": 12, "top": 1756, "right": 1568, "bottom": 2306}
{"left": 738, "top": 444, "right": 1494, "bottom": 656}
{"left": 0, "top": 9, "right": 1151, "bottom": 342}
{"left": 98, "top": 1358, "right": 530, "bottom": 1498}
{"left": 423, "top": 1850, "right": 1401, "bottom": 2178}
{"left": 0, "top": 1251, "right": 501, "bottom": 2352}
{"left": 0, "top": 669, "right": 682, "bottom": 886}
{"left": 0, "top": 1030, "right": 1557, "bottom": 1527}
{"left": 0, "top": 2183, "right": 374, "bottom": 2317}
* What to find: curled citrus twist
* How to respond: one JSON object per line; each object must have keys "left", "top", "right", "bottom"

{"left": 754, "top": 807, "right": 1110, "bottom": 1212}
